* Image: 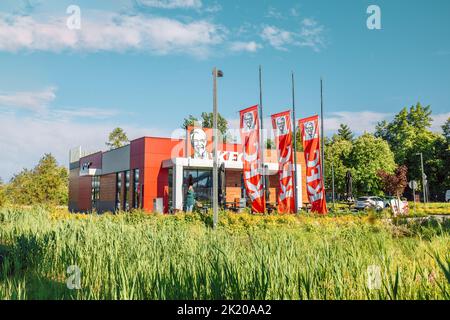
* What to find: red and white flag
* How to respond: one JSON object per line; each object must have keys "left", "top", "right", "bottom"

{"left": 271, "top": 111, "right": 295, "bottom": 213}
{"left": 299, "top": 115, "right": 328, "bottom": 214}
{"left": 240, "top": 105, "right": 265, "bottom": 213}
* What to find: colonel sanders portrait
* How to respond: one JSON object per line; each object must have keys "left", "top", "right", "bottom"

{"left": 190, "top": 128, "right": 210, "bottom": 159}
{"left": 304, "top": 121, "right": 317, "bottom": 141}
{"left": 276, "top": 116, "right": 288, "bottom": 136}
{"left": 243, "top": 111, "right": 256, "bottom": 132}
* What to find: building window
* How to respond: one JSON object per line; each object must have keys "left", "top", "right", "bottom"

{"left": 133, "top": 169, "right": 140, "bottom": 209}
{"left": 115, "top": 172, "right": 122, "bottom": 211}
{"left": 124, "top": 170, "right": 130, "bottom": 211}
{"left": 183, "top": 169, "right": 212, "bottom": 209}
{"left": 91, "top": 176, "right": 100, "bottom": 210}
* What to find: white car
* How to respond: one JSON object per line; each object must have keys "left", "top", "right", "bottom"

{"left": 355, "top": 196, "right": 385, "bottom": 211}
{"left": 446, "top": 190, "right": 450, "bottom": 202}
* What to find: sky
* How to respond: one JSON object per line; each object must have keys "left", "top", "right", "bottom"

{"left": 0, "top": 0, "right": 449, "bottom": 180}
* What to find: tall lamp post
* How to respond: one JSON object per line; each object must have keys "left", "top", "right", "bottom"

{"left": 213, "top": 67, "right": 223, "bottom": 229}
{"left": 416, "top": 152, "right": 426, "bottom": 203}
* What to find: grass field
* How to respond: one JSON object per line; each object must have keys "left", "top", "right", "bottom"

{"left": 0, "top": 207, "right": 449, "bottom": 300}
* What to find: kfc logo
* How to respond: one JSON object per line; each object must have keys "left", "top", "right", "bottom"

{"left": 275, "top": 116, "right": 288, "bottom": 136}
{"left": 304, "top": 121, "right": 318, "bottom": 141}
{"left": 190, "top": 128, "right": 210, "bottom": 160}
{"left": 242, "top": 111, "right": 256, "bottom": 133}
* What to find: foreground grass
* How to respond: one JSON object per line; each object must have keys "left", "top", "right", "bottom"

{"left": 0, "top": 207, "right": 449, "bottom": 300}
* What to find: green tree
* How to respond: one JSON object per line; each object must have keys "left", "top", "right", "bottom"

{"left": 182, "top": 115, "right": 200, "bottom": 130}
{"left": 336, "top": 124, "right": 354, "bottom": 141}
{"left": 266, "top": 139, "right": 275, "bottom": 150}
{"left": 349, "top": 133, "right": 396, "bottom": 195}
{"left": 106, "top": 127, "right": 129, "bottom": 150}
{"left": 324, "top": 138, "right": 353, "bottom": 195}
{"left": 442, "top": 117, "right": 450, "bottom": 144}
{"left": 294, "top": 128, "right": 304, "bottom": 152}
{"left": 5, "top": 154, "right": 68, "bottom": 205}
{"left": 375, "top": 103, "right": 447, "bottom": 199}
{"left": 199, "top": 112, "right": 228, "bottom": 137}
{"left": 182, "top": 112, "right": 229, "bottom": 141}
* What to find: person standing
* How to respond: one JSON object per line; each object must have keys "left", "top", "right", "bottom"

{"left": 186, "top": 180, "right": 196, "bottom": 213}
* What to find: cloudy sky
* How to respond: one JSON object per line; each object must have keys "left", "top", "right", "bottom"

{"left": 0, "top": 0, "right": 449, "bottom": 180}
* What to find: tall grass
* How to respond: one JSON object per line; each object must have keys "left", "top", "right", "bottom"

{"left": 0, "top": 207, "right": 448, "bottom": 300}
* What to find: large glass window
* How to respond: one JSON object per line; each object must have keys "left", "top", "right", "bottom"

{"left": 183, "top": 169, "right": 212, "bottom": 208}
{"left": 115, "top": 172, "right": 122, "bottom": 211}
{"left": 91, "top": 176, "right": 100, "bottom": 209}
{"left": 124, "top": 170, "right": 130, "bottom": 211}
{"left": 133, "top": 169, "right": 140, "bottom": 209}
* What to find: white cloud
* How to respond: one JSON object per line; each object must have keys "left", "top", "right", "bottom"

{"left": 0, "top": 86, "right": 56, "bottom": 113}
{"left": 265, "top": 7, "right": 283, "bottom": 20}
{"left": 0, "top": 12, "right": 226, "bottom": 57}
{"left": 203, "top": 3, "right": 222, "bottom": 13}
{"left": 298, "top": 18, "right": 325, "bottom": 52}
{"left": 53, "top": 108, "right": 123, "bottom": 120}
{"left": 261, "top": 26, "right": 295, "bottom": 51}
{"left": 324, "top": 111, "right": 450, "bottom": 135}
{"left": 431, "top": 112, "right": 450, "bottom": 133}
{"left": 260, "top": 19, "right": 325, "bottom": 52}
{"left": 135, "top": 0, "right": 202, "bottom": 9}
{"left": 229, "top": 41, "right": 262, "bottom": 53}
{"left": 324, "top": 111, "right": 391, "bottom": 135}
{"left": 290, "top": 8, "right": 300, "bottom": 17}
{"left": 0, "top": 113, "right": 168, "bottom": 180}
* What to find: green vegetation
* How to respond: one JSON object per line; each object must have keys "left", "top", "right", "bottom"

{"left": 0, "top": 207, "right": 448, "bottom": 300}
{"left": 106, "top": 127, "right": 129, "bottom": 150}
{"left": 3, "top": 154, "right": 68, "bottom": 206}
{"left": 325, "top": 133, "right": 396, "bottom": 196}
{"left": 323, "top": 103, "right": 450, "bottom": 201}
{"left": 182, "top": 112, "right": 229, "bottom": 141}
{"left": 375, "top": 103, "right": 450, "bottom": 200}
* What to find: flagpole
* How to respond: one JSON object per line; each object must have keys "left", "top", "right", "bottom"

{"left": 320, "top": 78, "right": 325, "bottom": 187}
{"left": 291, "top": 71, "right": 299, "bottom": 213}
{"left": 259, "top": 65, "right": 266, "bottom": 209}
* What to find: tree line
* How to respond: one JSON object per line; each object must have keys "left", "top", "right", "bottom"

{"left": 323, "top": 103, "right": 449, "bottom": 200}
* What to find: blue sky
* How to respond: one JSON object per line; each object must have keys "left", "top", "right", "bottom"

{"left": 0, "top": 0, "right": 449, "bottom": 180}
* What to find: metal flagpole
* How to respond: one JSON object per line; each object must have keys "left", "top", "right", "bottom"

{"left": 331, "top": 148, "right": 336, "bottom": 211}
{"left": 291, "top": 71, "right": 299, "bottom": 213}
{"left": 259, "top": 65, "right": 266, "bottom": 209}
{"left": 320, "top": 78, "right": 325, "bottom": 186}
{"left": 212, "top": 67, "right": 223, "bottom": 228}
{"left": 212, "top": 67, "right": 219, "bottom": 228}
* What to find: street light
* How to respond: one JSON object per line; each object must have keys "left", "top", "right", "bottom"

{"left": 416, "top": 152, "right": 426, "bottom": 203}
{"left": 213, "top": 67, "right": 223, "bottom": 229}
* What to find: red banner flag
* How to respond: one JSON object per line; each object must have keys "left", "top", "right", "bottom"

{"left": 271, "top": 111, "right": 295, "bottom": 213}
{"left": 299, "top": 115, "right": 328, "bottom": 214}
{"left": 240, "top": 105, "right": 266, "bottom": 213}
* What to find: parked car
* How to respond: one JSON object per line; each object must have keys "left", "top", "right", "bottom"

{"left": 383, "top": 196, "right": 396, "bottom": 208}
{"left": 446, "top": 190, "right": 450, "bottom": 202}
{"left": 355, "top": 196, "right": 385, "bottom": 211}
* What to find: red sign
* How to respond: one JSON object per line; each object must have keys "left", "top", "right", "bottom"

{"left": 299, "top": 115, "right": 327, "bottom": 214}
{"left": 240, "top": 105, "right": 265, "bottom": 213}
{"left": 271, "top": 111, "right": 295, "bottom": 213}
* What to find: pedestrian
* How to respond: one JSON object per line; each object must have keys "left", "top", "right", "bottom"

{"left": 186, "top": 179, "right": 195, "bottom": 213}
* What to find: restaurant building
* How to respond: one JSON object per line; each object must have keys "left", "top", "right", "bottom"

{"left": 68, "top": 127, "right": 308, "bottom": 213}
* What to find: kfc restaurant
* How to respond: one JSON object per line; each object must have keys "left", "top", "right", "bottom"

{"left": 69, "top": 116, "right": 308, "bottom": 213}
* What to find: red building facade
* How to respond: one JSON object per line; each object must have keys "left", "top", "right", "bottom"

{"left": 69, "top": 131, "right": 308, "bottom": 213}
